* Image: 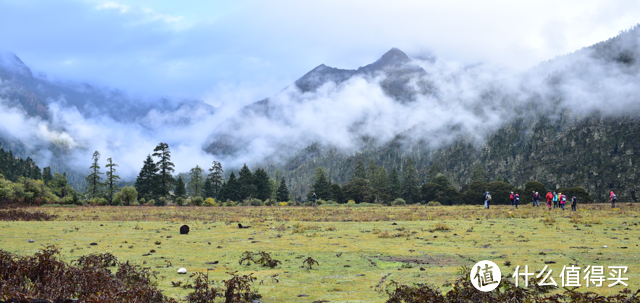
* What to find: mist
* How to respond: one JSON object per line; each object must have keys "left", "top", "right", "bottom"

{"left": 2, "top": 27, "right": 640, "bottom": 183}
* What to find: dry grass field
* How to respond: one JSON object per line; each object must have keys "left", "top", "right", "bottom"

{"left": 1, "top": 203, "right": 639, "bottom": 302}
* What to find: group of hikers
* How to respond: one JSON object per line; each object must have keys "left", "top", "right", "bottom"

{"left": 482, "top": 190, "right": 618, "bottom": 210}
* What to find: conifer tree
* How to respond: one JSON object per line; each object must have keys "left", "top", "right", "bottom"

{"left": 225, "top": 172, "right": 239, "bottom": 201}
{"left": 174, "top": 175, "right": 187, "bottom": 198}
{"left": 105, "top": 157, "right": 121, "bottom": 205}
{"left": 42, "top": 167, "right": 53, "bottom": 184}
{"left": 470, "top": 164, "right": 489, "bottom": 183}
{"left": 207, "top": 161, "right": 224, "bottom": 198}
{"left": 85, "top": 151, "right": 105, "bottom": 198}
{"left": 203, "top": 177, "right": 214, "bottom": 198}
{"left": 352, "top": 160, "right": 366, "bottom": 180}
{"left": 188, "top": 165, "right": 204, "bottom": 198}
{"left": 152, "top": 143, "right": 175, "bottom": 197}
{"left": 276, "top": 177, "right": 290, "bottom": 202}
{"left": 253, "top": 168, "right": 271, "bottom": 201}
{"left": 401, "top": 158, "right": 420, "bottom": 204}
{"left": 237, "top": 164, "right": 254, "bottom": 200}
{"left": 135, "top": 155, "right": 158, "bottom": 200}
{"left": 367, "top": 160, "right": 377, "bottom": 180}
{"left": 389, "top": 167, "right": 401, "bottom": 200}
{"left": 310, "top": 167, "right": 331, "bottom": 200}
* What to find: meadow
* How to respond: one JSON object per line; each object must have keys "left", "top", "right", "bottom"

{"left": 1, "top": 203, "right": 639, "bottom": 302}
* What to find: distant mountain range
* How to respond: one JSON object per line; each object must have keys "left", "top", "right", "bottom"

{"left": 2, "top": 25, "right": 640, "bottom": 202}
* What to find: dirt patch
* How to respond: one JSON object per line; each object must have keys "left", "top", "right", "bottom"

{"left": 378, "top": 255, "right": 464, "bottom": 266}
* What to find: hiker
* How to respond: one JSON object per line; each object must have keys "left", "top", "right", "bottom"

{"left": 552, "top": 192, "right": 558, "bottom": 209}
{"left": 312, "top": 192, "right": 317, "bottom": 207}
{"left": 571, "top": 195, "right": 577, "bottom": 211}
{"left": 559, "top": 192, "right": 566, "bottom": 211}
{"left": 509, "top": 192, "right": 515, "bottom": 208}
{"left": 533, "top": 191, "right": 540, "bottom": 207}
{"left": 514, "top": 193, "right": 520, "bottom": 209}
{"left": 545, "top": 192, "right": 553, "bottom": 210}
{"left": 483, "top": 191, "right": 492, "bottom": 209}
{"left": 610, "top": 191, "right": 617, "bottom": 208}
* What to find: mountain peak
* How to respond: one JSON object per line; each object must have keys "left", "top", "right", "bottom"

{"left": 379, "top": 48, "right": 411, "bottom": 63}
{"left": 0, "top": 52, "right": 33, "bottom": 78}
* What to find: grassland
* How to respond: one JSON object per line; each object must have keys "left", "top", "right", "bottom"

{"left": 1, "top": 203, "right": 639, "bottom": 302}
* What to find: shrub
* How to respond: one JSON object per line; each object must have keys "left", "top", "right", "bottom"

{"left": 433, "top": 222, "right": 451, "bottom": 231}
{"left": 139, "top": 198, "right": 146, "bottom": 204}
{"left": 279, "top": 202, "right": 288, "bottom": 206}
{"left": 88, "top": 197, "right": 107, "bottom": 206}
{"left": 249, "top": 198, "right": 263, "bottom": 206}
{"left": 203, "top": 197, "right": 217, "bottom": 207}
{"left": 155, "top": 197, "right": 167, "bottom": 207}
{"left": 393, "top": 198, "right": 406, "bottom": 206}
{"left": 176, "top": 197, "right": 186, "bottom": 206}
{"left": 191, "top": 196, "right": 204, "bottom": 206}
{"left": 347, "top": 200, "right": 356, "bottom": 204}
{"left": 427, "top": 201, "right": 442, "bottom": 206}
{"left": 147, "top": 199, "right": 155, "bottom": 206}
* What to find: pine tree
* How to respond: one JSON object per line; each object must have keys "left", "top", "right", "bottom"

{"left": 401, "top": 158, "right": 420, "bottom": 204}
{"left": 152, "top": 143, "right": 175, "bottom": 197}
{"left": 203, "top": 177, "right": 214, "bottom": 198}
{"left": 105, "top": 157, "right": 121, "bottom": 205}
{"left": 188, "top": 165, "right": 204, "bottom": 198}
{"left": 367, "top": 160, "right": 377, "bottom": 180}
{"left": 470, "top": 164, "right": 489, "bottom": 183}
{"left": 174, "top": 175, "right": 187, "bottom": 198}
{"left": 352, "top": 160, "right": 366, "bottom": 180}
{"left": 85, "top": 151, "right": 105, "bottom": 198}
{"left": 237, "top": 164, "right": 254, "bottom": 200}
{"left": 428, "top": 164, "right": 441, "bottom": 181}
{"left": 253, "top": 168, "right": 271, "bottom": 201}
{"left": 310, "top": 167, "right": 331, "bottom": 200}
{"left": 135, "top": 155, "right": 158, "bottom": 200}
{"left": 276, "top": 177, "right": 290, "bottom": 202}
{"left": 331, "top": 183, "right": 344, "bottom": 204}
{"left": 218, "top": 181, "right": 227, "bottom": 202}
{"left": 389, "top": 167, "right": 401, "bottom": 199}
{"left": 42, "top": 167, "right": 53, "bottom": 184}
{"left": 226, "top": 172, "right": 239, "bottom": 202}
{"left": 207, "top": 161, "right": 224, "bottom": 198}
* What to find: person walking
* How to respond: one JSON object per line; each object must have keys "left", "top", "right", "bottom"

{"left": 483, "top": 191, "right": 492, "bottom": 209}
{"left": 552, "top": 192, "right": 558, "bottom": 209}
{"left": 610, "top": 191, "right": 617, "bottom": 208}
{"left": 312, "top": 192, "right": 317, "bottom": 208}
{"left": 560, "top": 192, "right": 566, "bottom": 211}
{"left": 533, "top": 192, "right": 541, "bottom": 207}
{"left": 545, "top": 192, "right": 553, "bottom": 210}
{"left": 571, "top": 195, "right": 577, "bottom": 211}
{"left": 510, "top": 192, "right": 515, "bottom": 208}
{"left": 514, "top": 193, "right": 520, "bottom": 209}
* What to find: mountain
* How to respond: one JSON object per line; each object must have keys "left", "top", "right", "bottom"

{"left": 0, "top": 52, "right": 216, "bottom": 189}
{"left": 206, "top": 26, "right": 640, "bottom": 203}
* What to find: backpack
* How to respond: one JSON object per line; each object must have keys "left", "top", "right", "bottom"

{"left": 612, "top": 194, "right": 617, "bottom": 200}
{"left": 486, "top": 194, "right": 492, "bottom": 201}
{"left": 562, "top": 196, "right": 566, "bottom": 202}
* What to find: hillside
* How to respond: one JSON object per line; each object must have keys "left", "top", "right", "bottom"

{"left": 226, "top": 26, "right": 640, "bottom": 203}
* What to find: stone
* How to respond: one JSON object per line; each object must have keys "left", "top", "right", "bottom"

{"left": 180, "top": 225, "right": 190, "bottom": 235}
{"left": 177, "top": 268, "right": 187, "bottom": 274}
{"left": 90, "top": 242, "right": 97, "bottom": 245}
{"left": 28, "top": 239, "right": 34, "bottom": 243}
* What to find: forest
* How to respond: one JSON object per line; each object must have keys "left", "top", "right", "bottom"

{"left": 0, "top": 141, "right": 595, "bottom": 207}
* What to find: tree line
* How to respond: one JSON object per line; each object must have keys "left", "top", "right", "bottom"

{"left": 0, "top": 142, "right": 595, "bottom": 207}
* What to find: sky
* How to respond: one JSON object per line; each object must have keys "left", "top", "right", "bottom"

{"left": 1, "top": 0, "right": 639, "bottom": 107}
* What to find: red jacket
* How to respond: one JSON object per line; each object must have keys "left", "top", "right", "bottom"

{"left": 510, "top": 194, "right": 514, "bottom": 201}
{"left": 546, "top": 192, "right": 553, "bottom": 202}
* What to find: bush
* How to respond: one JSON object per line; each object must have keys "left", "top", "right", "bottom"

{"left": 393, "top": 198, "right": 406, "bottom": 206}
{"left": 279, "top": 202, "right": 288, "bottom": 206}
{"left": 139, "top": 198, "right": 146, "bottom": 204}
{"left": 154, "top": 197, "right": 167, "bottom": 206}
{"left": 131, "top": 201, "right": 140, "bottom": 206}
{"left": 248, "top": 198, "right": 263, "bottom": 206}
{"left": 191, "top": 196, "right": 204, "bottom": 206}
{"left": 427, "top": 201, "right": 442, "bottom": 206}
{"left": 203, "top": 197, "right": 218, "bottom": 207}
{"left": 60, "top": 196, "right": 74, "bottom": 205}
{"left": 347, "top": 200, "right": 356, "bottom": 204}
{"left": 146, "top": 199, "right": 155, "bottom": 206}
{"left": 175, "top": 197, "right": 185, "bottom": 206}
{"left": 88, "top": 197, "right": 107, "bottom": 206}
